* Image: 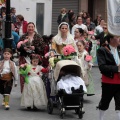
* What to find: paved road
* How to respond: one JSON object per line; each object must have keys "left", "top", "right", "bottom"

{"left": 0, "top": 66, "right": 117, "bottom": 120}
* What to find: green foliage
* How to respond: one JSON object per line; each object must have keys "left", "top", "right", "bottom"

{"left": 19, "top": 65, "right": 31, "bottom": 84}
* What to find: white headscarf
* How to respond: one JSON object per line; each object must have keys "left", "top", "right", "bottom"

{"left": 53, "top": 22, "right": 75, "bottom": 45}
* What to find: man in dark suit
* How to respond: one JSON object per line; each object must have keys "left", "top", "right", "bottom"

{"left": 97, "top": 34, "right": 120, "bottom": 120}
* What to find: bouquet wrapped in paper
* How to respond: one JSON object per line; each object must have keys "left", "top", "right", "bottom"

{"left": 19, "top": 64, "right": 31, "bottom": 84}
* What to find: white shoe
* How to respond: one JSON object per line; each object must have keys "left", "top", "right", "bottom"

{"left": 5, "top": 104, "right": 10, "bottom": 110}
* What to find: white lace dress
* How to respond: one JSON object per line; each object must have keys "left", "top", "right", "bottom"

{"left": 21, "top": 65, "right": 48, "bottom": 108}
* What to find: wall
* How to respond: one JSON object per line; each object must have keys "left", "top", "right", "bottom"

{"left": 79, "top": 0, "right": 106, "bottom": 21}
{"left": 79, "top": 0, "right": 88, "bottom": 12}
{"left": 93, "top": 0, "right": 106, "bottom": 21}
{"left": 11, "top": 0, "right": 52, "bottom": 35}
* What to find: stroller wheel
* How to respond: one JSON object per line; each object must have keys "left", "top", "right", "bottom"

{"left": 59, "top": 103, "right": 65, "bottom": 119}
{"left": 78, "top": 108, "right": 83, "bottom": 119}
{"left": 75, "top": 108, "right": 85, "bottom": 114}
{"left": 60, "top": 108, "right": 65, "bottom": 119}
{"left": 75, "top": 108, "right": 79, "bottom": 114}
{"left": 47, "top": 98, "right": 53, "bottom": 114}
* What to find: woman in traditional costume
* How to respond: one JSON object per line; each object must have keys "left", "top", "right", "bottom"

{"left": 51, "top": 22, "right": 76, "bottom": 54}
{"left": 17, "top": 22, "right": 46, "bottom": 93}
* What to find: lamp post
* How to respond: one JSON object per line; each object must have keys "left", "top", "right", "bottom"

{"left": 3, "top": 0, "right": 12, "bottom": 48}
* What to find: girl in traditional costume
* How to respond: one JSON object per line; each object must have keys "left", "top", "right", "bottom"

{"left": 20, "top": 54, "right": 48, "bottom": 109}
{"left": 75, "top": 40, "right": 95, "bottom": 96}
{"left": 0, "top": 48, "right": 18, "bottom": 110}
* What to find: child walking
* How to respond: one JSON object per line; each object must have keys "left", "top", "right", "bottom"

{"left": 75, "top": 40, "right": 95, "bottom": 96}
{"left": 20, "top": 54, "right": 48, "bottom": 109}
{"left": 0, "top": 48, "right": 18, "bottom": 110}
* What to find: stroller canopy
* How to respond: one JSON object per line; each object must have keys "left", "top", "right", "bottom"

{"left": 54, "top": 60, "right": 81, "bottom": 81}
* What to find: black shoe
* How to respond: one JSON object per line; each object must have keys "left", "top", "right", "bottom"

{"left": 27, "top": 107, "right": 31, "bottom": 110}
{"left": 87, "top": 94, "right": 95, "bottom": 96}
{"left": 58, "top": 89, "right": 66, "bottom": 96}
{"left": 96, "top": 106, "right": 99, "bottom": 110}
{"left": 79, "top": 85, "right": 83, "bottom": 92}
{"left": 71, "top": 87, "right": 74, "bottom": 93}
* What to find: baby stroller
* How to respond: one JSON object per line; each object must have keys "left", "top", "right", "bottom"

{"left": 47, "top": 60, "right": 86, "bottom": 119}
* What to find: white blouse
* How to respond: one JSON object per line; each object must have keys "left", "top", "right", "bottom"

{"left": 19, "top": 25, "right": 23, "bottom": 36}
{"left": 1, "top": 60, "right": 18, "bottom": 84}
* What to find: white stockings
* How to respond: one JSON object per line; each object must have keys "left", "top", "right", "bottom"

{"left": 99, "top": 110, "right": 105, "bottom": 120}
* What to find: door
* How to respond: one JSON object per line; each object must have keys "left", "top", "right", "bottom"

{"left": 52, "top": 0, "right": 79, "bottom": 35}
{"left": 88, "top": 0, "right": 94, "bottom": 19}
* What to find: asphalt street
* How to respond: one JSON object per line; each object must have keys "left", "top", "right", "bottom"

{"left": 0, "top": 66, "right": 117, "bottom": 120}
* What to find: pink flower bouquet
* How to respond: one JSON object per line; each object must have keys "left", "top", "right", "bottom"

{"left": 19, "top": 63, "right": 27, "bottom": 69}
{"left": 17, "top": 41, "right": 24, "bottom": 49}
{"left": 85, "top": 55, "right": 92, "bottom": 62}
{"left": 62, "top": 45, "right": 76, "bottom": 56}
{"left": 62, "top": 45, "right": 76, "bottom": 60}
{"left": 45, "top": 52, "right": 49, "bottom": 58}
{"left": 17, "top": 39, "right": 29, "bottom": 49}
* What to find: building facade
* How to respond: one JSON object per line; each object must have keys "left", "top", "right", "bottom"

{"left": 80, "top": 0, "right": 106, "bottom": 21}
{"left": 52, "top": 0, "right": 106, "bottom": 35}
{"left": 11, "top": 0, "right": 106, "bottom": 35}
{"left": 11, "top": 0, "right": 52, "bottom": 35}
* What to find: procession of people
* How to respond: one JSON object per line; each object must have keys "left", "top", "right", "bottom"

{"left": 0, "top": 3, "right": 120, "bottom": 120}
